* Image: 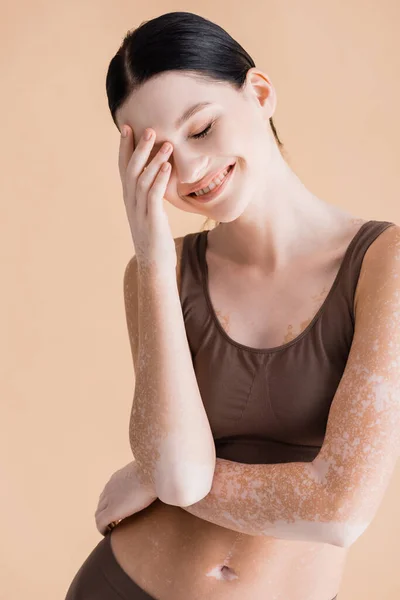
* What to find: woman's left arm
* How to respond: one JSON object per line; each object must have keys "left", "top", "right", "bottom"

{"left": 181, "top": 225, "right": 400, "bottom": 549}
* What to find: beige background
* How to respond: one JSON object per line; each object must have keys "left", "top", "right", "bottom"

{"left": 1, "top": 2, "right": 399, "bottom": 599}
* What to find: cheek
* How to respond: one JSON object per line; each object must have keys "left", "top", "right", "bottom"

{"left": 164, "top": 189, "right": 190, "bottom": 213}
{"left": 164, "top": 174, "right": 188, "bottom": 208}
{"left": 164, "top": 187, "right": 204, "bottom": 216}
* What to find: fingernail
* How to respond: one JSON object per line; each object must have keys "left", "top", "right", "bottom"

{"left": 144, "top": 129, "right": 152, "bottom": 141}
{"left": 122, "top": 126, "right": 128, "bottom": 138}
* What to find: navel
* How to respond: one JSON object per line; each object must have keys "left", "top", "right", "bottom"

{"left": 206, "top": 563, "right": 239, "bottom": 581}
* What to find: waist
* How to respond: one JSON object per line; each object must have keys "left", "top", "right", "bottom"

{"left": 109, "top": 499, "right": 347, "bottom": 600}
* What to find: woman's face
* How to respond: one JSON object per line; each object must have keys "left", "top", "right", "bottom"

{"left": 115, "top": 68, "right": 277, "bottom": 223}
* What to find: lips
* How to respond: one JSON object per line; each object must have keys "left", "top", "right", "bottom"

{"left": 187, "top": 162, "right": 236, "bottom": 196}
{"left": 188, "top": 163, "right": 235, "bottom": 197}
{"left": 188, "top": 162, "right": 236, "bottom": 203}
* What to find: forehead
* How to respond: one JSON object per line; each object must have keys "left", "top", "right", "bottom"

{"left": 115, "top": 72, "right": 234, "bottom": 142}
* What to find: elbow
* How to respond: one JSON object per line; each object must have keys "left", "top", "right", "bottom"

{"left": 318, "top": 512, "right": 371, "bottom": 548}
{"left": 326, "top": 491, "right": 371, "bottom": 548}
{"left": 332, "top": 519, "right": 371, "bottom": 548}
{"left": 177, "top": 479, "right": 213, "bottom": 507}
{"left": 158, "top": 482, "right": 211, "bottom": 507}
{"left": 178, "top": 460, "right": 216, "bottom": 507}
{"left": 157, "top": 461, "right": 215, "bottom": 507}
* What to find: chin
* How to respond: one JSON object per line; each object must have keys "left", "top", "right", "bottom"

{"left": 206, "top": 197, "right": 250, "bottom": 224}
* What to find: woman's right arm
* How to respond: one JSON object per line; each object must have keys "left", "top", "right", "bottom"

{"left": 123, "top": 237, "right": 216, "bottom": 507}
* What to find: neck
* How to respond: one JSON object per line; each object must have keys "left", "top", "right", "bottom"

{"left": 208, "top": 152, "right": 356, "bottom": 273}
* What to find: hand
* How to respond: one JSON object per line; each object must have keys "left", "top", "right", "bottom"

{"left": 95, "top": 460, "right": 158, "bottom": 536}
{"left": 118, "top": 125, "right": 177, "bottom": 271}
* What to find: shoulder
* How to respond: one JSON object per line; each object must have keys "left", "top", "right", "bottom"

{"left": 362, "top": 222, "right": 400, "bottom": 261}
{"left": 354, "top": 223, "right": 400, "bottom": 315}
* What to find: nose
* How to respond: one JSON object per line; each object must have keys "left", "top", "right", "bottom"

{"left": 172, "top": 150, "right": 209, "bottom": 185}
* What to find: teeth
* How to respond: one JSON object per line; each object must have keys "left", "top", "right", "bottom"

{"left": 193, "top": 165, "right": 232, "bottom": 196}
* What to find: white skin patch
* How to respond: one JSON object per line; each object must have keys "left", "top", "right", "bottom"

{"left": 125, "top": 252, "right": 216, "bottom": 500}
{"left": 206, "top": 564, "right": 239, "bottom": 581}
{"left": 179, "top": 226, "right": 400, "bottom": 550}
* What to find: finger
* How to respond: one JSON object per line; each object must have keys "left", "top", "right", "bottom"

{"left": 95, "top": 509, "right": 110, "bottom": 532}
{"left": 118, "top": 127, "right": 156, "bottom": 185}
{"left": 135, "top": 142, "right": 172, "bottom": 209}
{"left": 96, "top": 497, "right": 108, "bottom": 512}
{"left": 136, "top": 142, "right": 172, "bottom": 187}
{"left": 118, "top": 125, "right": 135, "bottom": 182}
{"left": 95, "top": 514, "right": 108, "bottom": 536}
{"left": 133, "top": 146, "right": 172, "bottom": 220}
{"left": 147, "top": 162, "right": 171, "bottom": 218}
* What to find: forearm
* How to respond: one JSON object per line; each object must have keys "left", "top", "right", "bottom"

{"left": 180, "top": 457, "right": 344, "bottom": 547}
{"left": 130, "top": 264, "right": 216, "bottom": 506}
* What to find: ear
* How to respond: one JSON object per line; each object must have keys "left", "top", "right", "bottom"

{"left": 245, "top": 68, "right": 277, "bottom": 118}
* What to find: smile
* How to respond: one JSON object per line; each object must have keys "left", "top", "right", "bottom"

{"left": 188, "top": 162, "right": 236, "bottom": 203}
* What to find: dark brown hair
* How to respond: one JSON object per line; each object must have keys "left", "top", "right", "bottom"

{"left": 106, "top": 11, "right": 286, "bottom": 230}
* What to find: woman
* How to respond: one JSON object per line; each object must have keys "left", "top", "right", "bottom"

{"left": 65, "top": 11, "right": 400, "bottom": 600}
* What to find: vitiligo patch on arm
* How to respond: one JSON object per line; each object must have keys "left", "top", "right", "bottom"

{"left": 313, "top": 224, "right": 400, "bottom": 545}
{"left": 182, "top": 225, "right": 400, "bottom": 548}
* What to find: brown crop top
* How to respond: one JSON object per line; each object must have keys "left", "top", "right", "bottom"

{"left": 178, "top": 220, "right": 396, "bottom": 466}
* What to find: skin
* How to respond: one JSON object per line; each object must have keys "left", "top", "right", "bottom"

{"left": 106, "top": 223, "right": 399, "bottom": 600}
{"left": 107, "top": 69, "right": 400, "bottom": 599}
{"left": 115, "top": 67, "right": 357, "bottom": 273}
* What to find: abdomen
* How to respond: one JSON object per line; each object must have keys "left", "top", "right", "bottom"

{"left": 109, "top": 499, "right": 347, "bottom": 600}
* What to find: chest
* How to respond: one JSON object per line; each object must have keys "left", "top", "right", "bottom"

{"left": 179, "top": 231, "right": 360, "bottom": 460}
{"left": 194, "top": 248, "right": 352, "bottom": 457}
{"left": 205, "top": 252, "right": 341, "bottom": 350}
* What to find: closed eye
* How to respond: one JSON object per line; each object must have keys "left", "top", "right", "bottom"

{"left": 146, "top": 119, "right": 217, "bottom": 164}
{"left": 190, "top": 120, "right": 215, "bottom": 140}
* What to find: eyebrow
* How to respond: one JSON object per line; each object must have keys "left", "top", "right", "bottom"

{"left": 175, "top": 101, "right": 213, "bottom": 129}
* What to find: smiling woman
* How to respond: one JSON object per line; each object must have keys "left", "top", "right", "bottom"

{"left": 64, "top": 9, "right": 398, "bottom": 600}
{"left": 106, "top": 11, "right": 287, "bottom": 231}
